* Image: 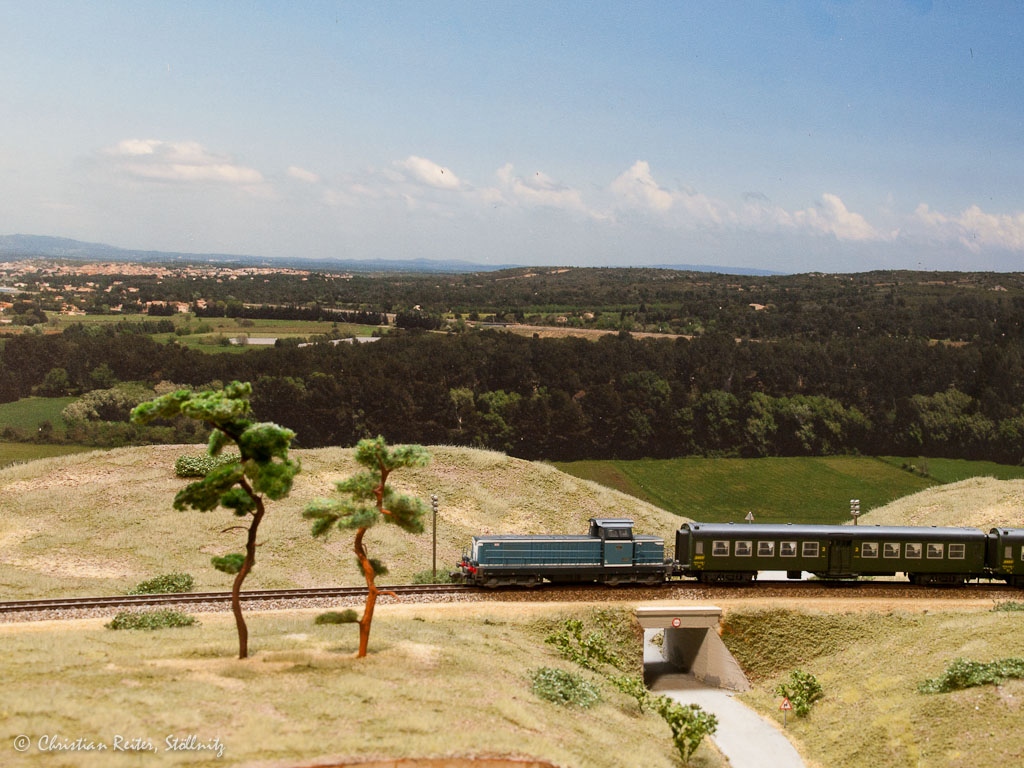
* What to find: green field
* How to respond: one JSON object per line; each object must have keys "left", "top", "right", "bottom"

{"left": 0, "top": 396, "right": 76, "bottom": 435}
{"left": 552, "top": 456, "right": 992, "bottom": 524}
{"left": 0, "top": 442, "right": 94, "bottom": 468}
{"left": 877, "top": 456, "right": 1024, "bottom": 484}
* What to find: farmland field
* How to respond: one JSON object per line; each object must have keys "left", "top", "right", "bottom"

{"left": 0, "top": 396, "right": 76, "bottom": 435}
{"left": 0, "top": 442, "right": 94, "bottom": 468}
{"left": 552, "top": 456, "right": 991, "bottom": 524}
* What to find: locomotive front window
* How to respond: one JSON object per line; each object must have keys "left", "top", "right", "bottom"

{"left": 883, "top": 543, "right": 900, "bottom": 559}
{"left": 861, "top": 542, "right": 878, "bottom": 558}
{"left": 948, "top": 543, "right": 966, "bottom": 559}
{"left": 926, "top": 543, "right": 943, "bottom": 559}
{"left": 780, "top": 541, "right": 797, "bottom": 557}
{"left": 757, "top": 541, "right": 774, "bottom": 557}
{"left": 712, "top": 540, "right": 730, "bottom": 557}
{"left": 906, "top": 543, "right": 922, "bottom": 559}
{"left": 735, "top": 541, "right": 752, "bottom": 557}
{"left": 802, "top": 542, "right": 820, "bottom": 558}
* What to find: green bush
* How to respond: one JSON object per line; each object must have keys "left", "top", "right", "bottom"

{"left": 105, "top": 610, "right": 197, "bottom": 631}
{"left": 918, "top": 657, "right": 1024, "bottom": 693}
{"left": 128, "top": 573, "right": 194, "bottom": 595}
{"left": 211, "top": 553, "right": 246, "bottom": 574}
{"left": 775, "top": 669, "right": 824, "bottom": 716}
{"left": 315, "top": 610, "right": 359, "bottom": 624}
{"left": 610, "top": 674, "right": 652, "bottom": 712}
{"left": 652, "top": 697, "right": 718, "bottom": 764}
{"left": 411, "top": 569, "right": 455, "bottom": 584}
{"left": 174, "top": 452, "right": 240, "bottom": 478}
{"left": 545, "top": 618, "right": 621, "bottom": 671}
{"left": 992, "top": 600, "right": 1024, "bottom": 612}
{"left": 529, "top": 667, "right": 600, "bottom": 709}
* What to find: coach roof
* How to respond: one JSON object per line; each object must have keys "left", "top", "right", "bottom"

{"left": 681, "top": 522, "right": 988, "bottom": 542}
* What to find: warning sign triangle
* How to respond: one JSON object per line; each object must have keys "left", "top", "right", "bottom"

{"left": 780, "top": 697, "right": 793, "bottom": 711}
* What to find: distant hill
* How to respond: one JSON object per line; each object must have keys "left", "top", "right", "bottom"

{"left": 860, "top": 477, "right": 1024, "bottom": 529}
{"left": 1, "top": 233, "right": 782, "bottom": 275}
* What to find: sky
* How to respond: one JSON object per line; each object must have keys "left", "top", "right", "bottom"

{"left": 1, "top": 1, "right": 1023, "bottom": 273}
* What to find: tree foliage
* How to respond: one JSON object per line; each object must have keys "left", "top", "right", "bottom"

{"left": 130, "top": 380, "right": 299, "bottom": 659}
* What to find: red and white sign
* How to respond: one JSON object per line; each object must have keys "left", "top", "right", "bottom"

{"left": 780, "top": 697, "right": 793, "bottom": 711}
{"left": 671, "top": 617, "right": 681, "bottom": 628}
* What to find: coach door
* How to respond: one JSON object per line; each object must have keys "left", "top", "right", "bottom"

{"left": 828, "top": 536, "right": 853, "bottom": 576}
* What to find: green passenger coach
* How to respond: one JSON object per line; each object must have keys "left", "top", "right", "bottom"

{"left": 675, "top": 522, "right": 988, "bottom": 585}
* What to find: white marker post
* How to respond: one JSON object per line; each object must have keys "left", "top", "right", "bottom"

{"left": 745, "top": 511, "right": 754, "bottom": 523}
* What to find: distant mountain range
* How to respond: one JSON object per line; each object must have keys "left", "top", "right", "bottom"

{"left": 0, "top": 234, "right": 782, "bottom": 275}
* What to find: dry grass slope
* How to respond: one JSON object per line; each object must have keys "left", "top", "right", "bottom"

{"left": 0, "top": 445, "right": 682, "bottom": 598}
{"left": 859, "top": 476, "right": 1024, "bottom": 529}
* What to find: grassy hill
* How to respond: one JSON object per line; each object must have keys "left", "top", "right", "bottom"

{"left": 0, "top": 444, "right": 681, "bottom": 599}
{"left": 858, "top": 476, "right": 1024, "bottom": 529}
{"left": 554, "top": 456, "right": 941, "bottom": 524}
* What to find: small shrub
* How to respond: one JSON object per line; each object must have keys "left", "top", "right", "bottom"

{"left": 992, "top": 600, "right": 1024, "bottom": 612}
{"left": 106, "top": 610, "right": 197, "bottom": 631}
{"left": 545, "top": 618, "right": 621, "bottom": 671}
{"left": 315, "top": 610, "right": 359, "bottom": 624}
{"left": 211, "top": 553, "right": 246, "bottom": 574}
{"left": 611, "top": 674, "right": 651, "bottom": 712}
{"left": 411, "top": 569, "right": 455, "bottom": 584}
{"left": 918, "top": 657, "right": 1024, "bottom": 693}
{"left": 652, "top": 696, "right": 718, "bottom": 764}
{"left": 128, "top": 573, "right": 194, "bottom": 595}
{"left": 529, "top": 667, "right": 600, "bottom": 709}
{"left": 175, "top": 452, "right": 240, "bottom": 478}
{"left": 775, "top": 669, "right": 823, "bottom": 716}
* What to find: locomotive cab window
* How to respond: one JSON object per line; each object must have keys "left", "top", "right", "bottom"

{"left": 735, "top": 541, "right": 752, "bottom": 557}
{"left": 757, "top": 541, "right": 774, "bottom": 557}
{"left": 780, "top": 541, "right": 797, "bottom": 557}
{"left": 883, "top": 543, "right": 900, "bottom": 559}
{"left": 905, "top": 543, "right": 922, "bottom": 559}
{"left": 861, "top": 542, "right": 878, "bottom": 558}
{"left": 712, "top": 540, "right": 730, "bottom": 557}
{"left": 926, "top": 543, "right": 943, "bottom": 559}
{"left": 802, "top": 542, "right": 820, "bottom": 558}
{"left": 948, "top": 543, "right": 966, "bottom": 559}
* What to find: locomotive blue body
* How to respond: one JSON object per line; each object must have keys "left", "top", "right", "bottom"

{"left": 457, "top": 518, "right": 670, "bottom": 587}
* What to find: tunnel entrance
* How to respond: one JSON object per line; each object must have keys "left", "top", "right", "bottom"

{"left": 636, "top": 606, "right": 750, "bottom": 692}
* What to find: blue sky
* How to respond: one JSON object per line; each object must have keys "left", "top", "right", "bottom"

{"left": 1, "top": 1, "right": 1022, "bottom": 272}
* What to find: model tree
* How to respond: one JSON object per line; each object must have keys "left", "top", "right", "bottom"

{"left": 303, "top": 436, "right": 430, "bottom": 657}
{"left": 130, "top": 381, "right": 299, "bottom": 659}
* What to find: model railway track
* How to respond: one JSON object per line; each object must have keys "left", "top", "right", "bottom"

{"left": 0, "top": 584, "right": 476, "bottom": 614}
{"left": 2, "top": 578, "right": 1019, "bottom": 617}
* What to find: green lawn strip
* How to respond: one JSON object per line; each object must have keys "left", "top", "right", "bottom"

{"left": 877, "top": 456, "right": 1024, "bottom": 484}
{"left": 725, "top": 608, "right": 1024, "bottom": 768}
{"left": 0, "top": 396, "right": 77, "bottom": 434}
{"left": 556, "top": 456, "right": 936, "bottom": 524}
{"left": 0, "top": 607, "right": 723, "bottom": 768}
{"left": 0, "top": 442, "right": 94, "bottom": 468}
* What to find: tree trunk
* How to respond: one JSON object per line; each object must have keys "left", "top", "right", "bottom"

{"left": 233, "top": 488, "right": 265, "bottom": 660}
{"left": 354, "top": 526, "right": 377, "bottom": 658}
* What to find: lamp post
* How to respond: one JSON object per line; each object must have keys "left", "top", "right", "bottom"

{"left": 850, "top": 499, "right": 861, "bottom": 525}
{"left": 431, "top": 494, "right": 438, "bottom": 581}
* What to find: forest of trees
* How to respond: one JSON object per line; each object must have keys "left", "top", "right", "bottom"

{"left": 3, "top": 321, "right": 1024, "bottom": 464}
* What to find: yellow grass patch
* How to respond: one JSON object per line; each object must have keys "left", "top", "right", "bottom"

{"left": 861, "top": 476, "right": 1024, "bottom": 529}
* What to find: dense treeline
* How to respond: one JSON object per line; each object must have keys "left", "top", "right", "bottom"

{"left": 191, "top": 302, "right": 385, "bottom": 325}
{"left": 3, "top": 324, "right": 1024, "bottom": 464}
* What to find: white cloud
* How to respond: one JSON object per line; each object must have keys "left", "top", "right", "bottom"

{"left": 401, "top": 155, "right": 461, "bottom": 189}
{"left": 610, "top": 160, "right": 674, "bottom": 213}
{"left": 287, "top": 165, "right": 320, "bottom": 184}
{"left": 790, "top": 193, "right": 881, "bottom": 241}
{"left": 915, "top": 203, "right": 1024, "bottom": 252}
{"left": 105, "top": 139, "right": 266, "bottom": 190}
{"left": 496, "top": 163, "right": 600, "bottom": 217}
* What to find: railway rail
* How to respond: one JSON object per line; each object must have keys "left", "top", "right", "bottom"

{"left": 1, "top": 578, "right": 1020, "bottom": 620}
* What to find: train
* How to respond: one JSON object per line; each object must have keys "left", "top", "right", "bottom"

{"left": 454, "top": 517, "right": 1024, "bottom": 589}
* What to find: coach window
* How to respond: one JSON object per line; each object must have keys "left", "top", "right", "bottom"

{"left": 883, "top": 542, "right": 900, "bottom": 559}
{"left": 712, "top": 540, "right": 730, "bottom": 557}
{"left": 861, "top": 542, "right": 878, "bottom": 558}
{"left": 906, "top": 543, "right": 922, "bottom": 559}
{"left": 802, "top": 541, "right": 820, "bottom": 558}
{"left": 948, "top": 543, "right": 965, "bottom": 559}
{"left": 758, "top": 541, "right": 775, "bottom": 557}
{"left": 736, "top": 541, "right": 752, "bottom": 557}
{"left": 780, "top": 541, "right": 797, "bottom": 557}
{"left": 695, "top": 541, "right": 704, "bottom": 555}
{"left": 926, "top": 543, "right": 944, "bottom": 559}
